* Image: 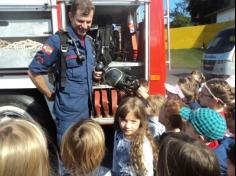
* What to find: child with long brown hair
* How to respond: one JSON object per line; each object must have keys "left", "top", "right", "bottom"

{"left": 61, "top": 119, "right": 111, "bottom": 176}
{"left": 112, "top": 97, "right": 158, "bottom": 176}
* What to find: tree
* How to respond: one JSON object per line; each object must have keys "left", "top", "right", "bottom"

{"left": 186, "top": 0, "right": 235, "bottom": 24}
{"left": 170, "top": 1, "right": 192, "bottom": 28}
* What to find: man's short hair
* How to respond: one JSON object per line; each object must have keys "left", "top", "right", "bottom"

{"left": 70, "top": 0, "right": 95, "bottom": 17}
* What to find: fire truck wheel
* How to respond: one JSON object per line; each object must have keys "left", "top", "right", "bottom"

{"left": 0, "top": 94, "right": 59, "bottom": 175}
{"left": 0, "top": 94, "right": 56, "bottom": 138}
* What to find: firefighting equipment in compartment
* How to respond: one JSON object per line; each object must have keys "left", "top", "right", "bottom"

{"left": 95, "top": 61, "right": 140, "bottom": 95}
{"left": 128, "top": 10, "right": 138, "bottom": 61}
{"left": 104, "top": 67, "right": 140, "bottom": 95}
{"left": 93, "top": 88, "right": 119, "bottom": 118}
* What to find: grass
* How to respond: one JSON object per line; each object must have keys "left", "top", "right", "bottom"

{"left": 169, "top": 49, "right": 203, "bottom": 69}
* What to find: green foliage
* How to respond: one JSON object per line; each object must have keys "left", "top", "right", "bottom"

{"left": 171, "top": 1, "right": 190, "bottom": 17}
{"left": 170, "top": 1, "right": 192, "bottom": 28}
{"left": 171, "top": 15, "right": 192, "bottom": 28}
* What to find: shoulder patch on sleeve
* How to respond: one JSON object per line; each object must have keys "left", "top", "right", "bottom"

{"left": 42, "top": 44, "right": 55, "bottom": 56}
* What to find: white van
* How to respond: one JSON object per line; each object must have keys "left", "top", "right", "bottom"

{"left": 202, "top": 27, "right": 235, "bottom": 76}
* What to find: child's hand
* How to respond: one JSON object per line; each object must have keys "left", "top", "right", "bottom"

{"left": 137, "top": 85, "right": 149, "bottom": 100}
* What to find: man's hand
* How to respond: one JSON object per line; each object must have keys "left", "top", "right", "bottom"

{"left": 28, "top": 70, "right": 55, "bottom": 101}
{"left": 46, "top": 92, "right": 55, "bottom": 101}
{"left": 93, "top": 69, "right": 103, "bottom": 81}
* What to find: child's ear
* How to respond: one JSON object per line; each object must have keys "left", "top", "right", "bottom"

{"left": 212, "top": 97, "right": 219, "bottom": 104}
{"left": 198, "top": 135, "right": 205, "bottom": 142}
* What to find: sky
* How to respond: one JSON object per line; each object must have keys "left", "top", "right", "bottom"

{"left": 169, "top": 0, "right": 182, "bottom": 10}
{"left": 138, "top": 0, "right": 185, "bottom": 22}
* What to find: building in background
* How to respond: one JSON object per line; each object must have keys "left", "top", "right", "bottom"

{"left": 203, "top": 0, "right": 235, "bottom": 24}
{"left": 217, "top": 7, "right": 235, "bottom": 23}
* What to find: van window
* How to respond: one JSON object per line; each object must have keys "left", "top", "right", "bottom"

{"left": 205, "top": 28, "right": 235, "bottom": 54}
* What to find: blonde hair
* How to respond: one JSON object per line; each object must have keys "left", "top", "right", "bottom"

{"left": 0, "top": 118, "right": 50, "bottom": 176}
{"left": 191, "top": 70, "right": 206, "bottom": 85}
{"left": 146, "top": 94, "right": 166, "bottom": 116}
{"left": 114, "top": 97, "right": 158, "bottom": 175}
{"left": 61, "top": 119, "right": 105, "bottom": 176}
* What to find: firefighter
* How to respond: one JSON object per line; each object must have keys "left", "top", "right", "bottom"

{"left": 28, "top": 0, "right": 102, "bottom": 143}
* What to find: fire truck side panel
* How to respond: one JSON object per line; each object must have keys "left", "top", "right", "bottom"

{"left": 0, "top": 0, "right": 166, "bottom": 125}
{"left": 149, "top": 0, "right": 166, "bottom": 95}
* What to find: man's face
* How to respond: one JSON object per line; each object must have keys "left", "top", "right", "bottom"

{"left": 69, "top": 9, "right": 94, "bottom": 37}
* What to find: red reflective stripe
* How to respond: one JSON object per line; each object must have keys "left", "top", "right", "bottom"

{"left": 56, "top": 1, "right": 61, "bottom": 30}
{"left": 36, "top": 55, "right": 45, "bottom": 64}
{"left": 66, "top": 55, "right": 77, "bottom": 60}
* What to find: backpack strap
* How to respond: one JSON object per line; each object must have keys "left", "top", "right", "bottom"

{"left": 58, "top": 30, "right": 70, "bottom": 88}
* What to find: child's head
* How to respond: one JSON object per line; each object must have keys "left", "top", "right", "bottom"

{"left": 227, "top": 143, "right": 235, "bottom": 176}
{"left": 114, "top": 97, "right": 147, "bottom": 138}
{"left": 157, "top": 132, "right": 220, "bottom": 176}
{"left": 159, "top": 99, "right": 187, "bottom": 132}
{"left": 180, "top": 107, "right": 227, "bottom": 142}
{"left": 178, "top": 76, "right": 199, "bottom": 103}
{"left": 0, "top": 118, "right": 50, "bottom": 176}
{"left": 61, "top": 119, "right": 105, "bottom": 176}
{"left": 146, "top": 94, "right": 166, "bottom": 117}
{"left": 114, "top": 97, "right": 158, "bottom": 175}
{"left": 164, "top": 83, "right": 184, "bottom": 101}
{"left": 191, "top": 70, "right": 206, "bottom": 86}
{"left": 199, "top": 78, "right": 235, "bottom": 111}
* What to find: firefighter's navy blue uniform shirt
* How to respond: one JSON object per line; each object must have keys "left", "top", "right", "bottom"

{"left": 29, "top": 26, "right": 95, "bottom": 142}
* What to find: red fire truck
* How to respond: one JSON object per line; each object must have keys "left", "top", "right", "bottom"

{"left": 0, "top": 0, "right": 166, "bottom": 137}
